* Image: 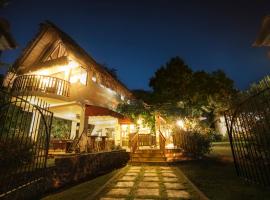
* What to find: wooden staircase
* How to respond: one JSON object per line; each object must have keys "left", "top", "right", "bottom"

{"left": 130, "top": 131, "right": 167, "bottom": 163}
{"left": 131, "top": 149, "right": 167, "bottom": 163}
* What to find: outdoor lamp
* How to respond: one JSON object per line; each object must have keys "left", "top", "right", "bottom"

{"left": 176, "top": 119, "right": 185, "bottom": 129}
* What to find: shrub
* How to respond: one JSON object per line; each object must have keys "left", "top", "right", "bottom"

{"left": 173, "top": 128, "right": 212, "bottom": 157}
{"left": 112, "top": 144, "right": 122, "bottom": 151}
{"left": 0, "top": 135, "right": 35, "bottom": 172}
{"left": 209, "top": 130, "right": 223, "bottom": 142}
{"left": 51, "top": 117, "right": 72, "bottom": 139}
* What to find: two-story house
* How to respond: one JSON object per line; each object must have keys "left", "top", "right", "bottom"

{"left": 4, "top": 21, "right": 136, "bottom": 153}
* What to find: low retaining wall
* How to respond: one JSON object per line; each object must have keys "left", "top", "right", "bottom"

{"left": 1, "top": 150, "right": 129, "bottom": 200}
{"left": 49, "top": 150, "right": 129, "bottom": 189}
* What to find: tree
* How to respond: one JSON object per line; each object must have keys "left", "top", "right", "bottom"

{"left": 100, "top": 63, "right": 118, "bottom": 79}
{"left": 132, "top": 89, "right": 153, "bottom": 104}
{"left": 149, "top": 57, "right": 193, "bottom": 104}
{"left": 149, "top": 56, "right": 237, "bottom": 130}
{"left": 117, "top": 100, "right": 155, "bottom": 132}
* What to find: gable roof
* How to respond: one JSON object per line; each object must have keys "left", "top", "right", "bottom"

{"left": 13, "top": 20, "right": 133, "bottom": 98}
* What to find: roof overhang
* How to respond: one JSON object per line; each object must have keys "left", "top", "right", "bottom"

{"left": 85, "top": 105, "right": 124, "bottom": 119}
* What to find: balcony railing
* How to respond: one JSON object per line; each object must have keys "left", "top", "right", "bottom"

{"left": 12, "top": 75, "right": 71, "bottom": 97}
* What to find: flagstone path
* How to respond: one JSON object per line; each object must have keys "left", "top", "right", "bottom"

{"left": 94, "top": 165, "right": 204, "bottom": 200}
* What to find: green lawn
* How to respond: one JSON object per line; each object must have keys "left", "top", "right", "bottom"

{"left": 40, "top": 169, "right": 120, "bottom": 200}
{"left": 177, "top": 142, "right": 270, "bottom": 200}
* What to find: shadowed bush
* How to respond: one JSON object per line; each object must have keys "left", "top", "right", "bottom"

{"left": 0, "top": 135, "right": 35, "bottom": 172}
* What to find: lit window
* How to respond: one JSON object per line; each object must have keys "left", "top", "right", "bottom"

{"left": 92, "top": 76, "right": 97, "bottom": 82}
{"left": 121, "top": 95, "right": 125, "bottom": 101}
{"left": 100, "top": 84, "right": 105, "bottom": 88}
{"left": 107, "top": 88, "right": 116, "bottom": 94}
{"left": 69, "top": 66, "right": 87, "bottom": 85}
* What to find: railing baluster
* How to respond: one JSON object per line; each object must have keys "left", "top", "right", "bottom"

{"left": 12, "top": 75, "right": 70, "bottom": 98}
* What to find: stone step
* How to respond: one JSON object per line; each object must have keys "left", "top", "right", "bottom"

{"left": 132, "top": 153, "right": 165, "bottom": 158}
{"left": 135, "top": 149, "right": 164, "bottom": 154}
{"left": 131, "top": 156, "right": 167, "bottom": 162}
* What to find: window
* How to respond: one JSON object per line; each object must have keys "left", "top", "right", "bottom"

{"left": 69, "top": 66, "right": 87, "bottom": 85}
{"left": 92, "top": 72, "right": 97, "bottom": 82}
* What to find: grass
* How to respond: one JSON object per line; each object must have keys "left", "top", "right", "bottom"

{"left": 177, "top": 142, "right": 270, "bottom": 200}
{"left": 40, "top": 168, "right": 120, "bottom": 200}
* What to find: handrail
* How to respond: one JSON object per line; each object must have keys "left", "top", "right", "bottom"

{"left": 130, "top": 133, "right": 138, "bottom": 153}
{"left": 67, "top": 129, "right": 86, "bottom": 153}
{"left": 12, "top": 74, "right": 71, "bottom": 97}
{"left": 138, "top": 133, "right": 155, "bottom": 146}
{"left": 159, "top": 130, "right": 166, "bottom": 152}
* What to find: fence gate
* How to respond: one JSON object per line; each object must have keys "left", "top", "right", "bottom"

{"left": 0, "top": 90, "right": 53, "bottom": 198}
{"left": 224, "top": 88, "right": 270, "bottom": 186}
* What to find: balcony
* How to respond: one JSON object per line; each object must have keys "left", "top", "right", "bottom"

{"left": 12, "top": 75, "right": 71, "bottom": 98}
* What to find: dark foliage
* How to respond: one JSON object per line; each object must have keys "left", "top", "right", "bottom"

{"left": 149, "top": 57, "right": 236, "bottom": 109}
{"left": 132, "top": 89, "right": 153, "bottom": 104}
{"left": 0, "top": 135, "right": 34, "bottom": 171}
{"left": 101, "top": 63, "right": 118, "bottom": 79}
{"left": 149, "top": 56, "right": 193, "bottom": 104}
{"left": 51, "top": 117, "right": 72, "bottom": 139}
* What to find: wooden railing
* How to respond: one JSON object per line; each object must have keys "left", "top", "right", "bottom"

{"left": 130, "top": 133, "right": 138, "bottom": 153}
{"left": 159, "top": 131, "right": 166, "bottom": 152}
{"left": 138, "top": 134, "right": 156, "bottom": 146}
{"left": 12, "top": 75, "right": 70, "bottom": 97}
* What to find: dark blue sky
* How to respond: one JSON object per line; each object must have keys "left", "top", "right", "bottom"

{"left": 1, "top": 0, "right": 270, "bottom": 90}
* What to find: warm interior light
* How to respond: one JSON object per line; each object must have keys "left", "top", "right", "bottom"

{"left": 92, "top": 76, "right": 97, "bottom": 82}
{"left": 69, "top": 65, "right": 87, "bottom": 85}
{"left": 166, "top": 143, "right": 174, "bottom": 149}
{"left": 107, "top": 88, "right": 116, "bottom": 94}
{"left": 100, "top": 84, "right": 105, "bottom": 88}
{"left": 35, "top": 69, "right": 49, "bottom": 76}
{"left": 70, "top": 74, "right": 81, "bottom": 83}
{"left": 68, "top": 60, "right": 79, "bottom": 68}
{"left": 137, "top": 118, "right": 142, "bottom": 125}
{"left": 121, "top": 124, "right": 128, "bottom": 130}
{"left": 176, "top": 119, "right": 185, "bottom": 129}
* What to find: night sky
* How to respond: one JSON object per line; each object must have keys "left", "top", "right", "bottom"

{"left": 1, "top": 0, "right": 270, "bottom": 90}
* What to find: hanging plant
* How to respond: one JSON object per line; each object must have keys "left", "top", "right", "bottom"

{"left": 117, "top": 100, "right": 156, "bottom": 132}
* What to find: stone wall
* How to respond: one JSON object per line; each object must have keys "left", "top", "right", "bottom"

{"left": 1, "top": 150, "right": 129, "bottom": 200}
{"left": 48, "top": 150, "right": 129, "bottom": 189}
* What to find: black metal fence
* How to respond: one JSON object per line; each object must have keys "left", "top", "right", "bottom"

{"left": 224, "top": 88, "right": 270, "bottom": 186}
{"left": 0, "top": 90, "right": 53, "bottom": 197}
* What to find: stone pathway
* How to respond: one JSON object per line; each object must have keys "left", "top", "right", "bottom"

{"left": 96, "top": 165, "right": 201, "bottom": 200}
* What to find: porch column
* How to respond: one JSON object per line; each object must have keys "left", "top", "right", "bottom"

{"left": 115, "top": 123, "right": 121, "bottom": 146}
{"left": 70, "top": 121, "right": 77, "bottom": 139}
{"left": 78, "top": 105, "right": 89, "bottom": 152}
{"left": 29, "top": 110, "right": 41, "bottom": 142}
